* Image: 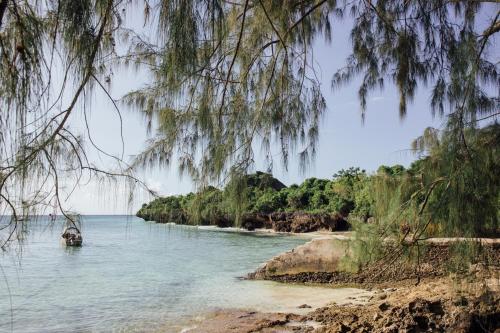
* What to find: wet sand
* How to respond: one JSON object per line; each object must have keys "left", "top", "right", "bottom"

{"left": 181, "top": 283, "right": 374, "bottom": 333}
{"left": 183, "top": 273, "right": 500, "bottom": 333}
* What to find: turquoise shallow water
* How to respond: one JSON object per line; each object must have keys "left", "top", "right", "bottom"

{"left": 0, "top": 216, "right": 309, "bottom": 333}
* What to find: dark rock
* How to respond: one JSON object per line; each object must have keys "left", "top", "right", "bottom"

{"left": 214, "top": 216, "right": 232, "bottom": 228}
{"left": 298, "top": 304, "right": 312, "bottom": 309}
{"left": 290, "top": 212, "right": 349, "bottom": 233}
{"left": 306, "top": 292, "right": 499, "bottom": 333}
{"left": 241, "top": 213, "right": 270, "bottom": 230}
{"left": 274, "top": 219, "right": 293, "bottom": 232}
{"left": 237, "top": 311, "right": 256, "bottom": 318}
{"left": 413, "top": 315, "right": 429, "bottom": 330}
{"left": 378, "top": 302, "right": 390, "bottom": 311}
{"left": 408, "top": 298, "right": 443, "bottom": 315}
{"left": 332, "top": 322, "right": 350, "bottom": 333}
{"left": 240, "top": 211, "right": 350, "bottom": 233}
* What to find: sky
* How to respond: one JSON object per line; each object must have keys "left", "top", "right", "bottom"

{"left": 63, "top": 4, "right": 496, "bottom": 214}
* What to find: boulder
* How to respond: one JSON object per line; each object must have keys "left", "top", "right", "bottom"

{"left": 250, "top": 238, "right": 350, "bottom": 279}
{"left": 241, "top": 213, "right": 271, "bottom": 230}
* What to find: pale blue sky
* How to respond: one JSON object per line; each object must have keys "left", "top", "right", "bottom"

{"left": 65, "top": 6, "right": 497, "bottom": 214}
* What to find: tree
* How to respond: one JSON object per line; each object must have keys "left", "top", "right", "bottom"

{"left": 1, "top": 1, "right": 498, "bottom": 249}
{"left": 349, "top": 124, "right": 499, "bottom": 279}
{"left": 330, "top": 168, "right": 367, "bottom": 216}
{"left": 0, "top": 0, "right": 152, "bottom": 249}
{"left": 127, "top": 0, "right": 498, "bottom": 180}
{"left": 125, "top": 1, "right": 499, "bottom": 242}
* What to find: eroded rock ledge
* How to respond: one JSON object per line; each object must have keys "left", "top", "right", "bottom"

{"left": 248, "top": 238, "right": 500, "bottom": 286}
{"left": 240, "top": 212, "right": 349, "bottom": 232}
{"left": 187, "top": 278, "right": 500, "bottom": 333}
{"left": 138, "top": 210, "right": 350, "bottom": 233}
{"left": 307, "top": 290, "right": 500, "bottom": 333}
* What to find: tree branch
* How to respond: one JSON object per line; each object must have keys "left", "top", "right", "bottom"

{"left": 0, "top": 0, "right": 8, "bottom": 30}
{"left": 218, "top": 0, "right": 249, "bottom": 126}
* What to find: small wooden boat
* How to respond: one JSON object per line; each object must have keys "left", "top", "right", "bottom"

{"left": 61, "top": 226, "right": 83, "bottom": 246}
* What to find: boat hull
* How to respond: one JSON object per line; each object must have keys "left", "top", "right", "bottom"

{"left": 61, "top": 237, "right": 82, "bottom": 246}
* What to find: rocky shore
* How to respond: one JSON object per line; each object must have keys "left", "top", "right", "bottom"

{"left": 248, "top": 237, "right": 500, "bottom": 286}
{"left": 185, "top": 237, "right": 500, "bottom": 333}
{"left": 138, "top": 211, "right": 350, "bottom": 233}
{"left": 186, "top": 275, "right": 499, "bottom": 333}
{"left": 240, "top": 212, "right": 349, "bottom": 233}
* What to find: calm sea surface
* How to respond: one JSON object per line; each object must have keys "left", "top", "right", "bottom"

{"left": 0, "top": 216, "right": 311, "bottom": 332}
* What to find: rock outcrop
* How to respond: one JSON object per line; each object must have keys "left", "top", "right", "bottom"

{"left": 241, "top": 212, "right": 349, "bottom": 232}
{"left": 249, "top": 237, "right": 350, "bottom": 279}
{"left": 249, "top": 237, "right": 500, "bottom": 286}
{"left": 307, "top": 292, "right": 500, "bottom": 333}
{"left": 138, "top": 208, "right": 350, "bottom": 233}
{"left": 186, "top": 277, "right": 500, "bottom": 333}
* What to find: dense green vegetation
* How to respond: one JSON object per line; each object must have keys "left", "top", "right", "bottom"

{"left": 139, "top": 124, "right": 500, "bottom": 240}
{"left": 137, "top": 169, "right": 368, "bottom": 225}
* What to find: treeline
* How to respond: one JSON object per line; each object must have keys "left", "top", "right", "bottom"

{"left": 138, "top": 124, "right": 499, "bottom": 238}
{"left": 137, "top": 167, "right": 376, "bottom": 226}
{"left": 135, "top": 163, "right": 434, "bottom": 228}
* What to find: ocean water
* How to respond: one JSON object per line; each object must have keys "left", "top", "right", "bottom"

{"left": 0, "top": 216, "right": 371, "bottom": 333}
{"left": 0, "top": 216, "right": 311, "bottom": 332}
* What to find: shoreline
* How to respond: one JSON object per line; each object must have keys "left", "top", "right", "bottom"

{"left": 152, "top": 221, "right": 500, "bottom": 243}
{"left": 148, "top": 220, "right": 353, "bottom": 239}
{"left": 175, "top": 279, "right": 376, "bottom": 333}
{"left": 182, "top": 227, "right": 500, "bottom": 332}
{"left": 184, "top": 272, "right": 500, "bottom": 333}
{"left": 143, "top": 221, "right": 500, "bottom": 332}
